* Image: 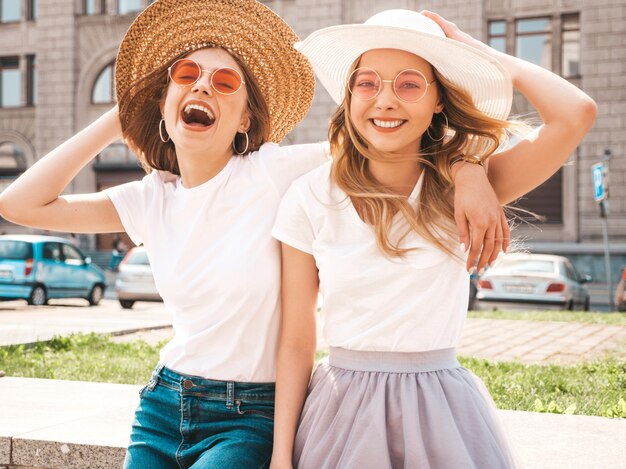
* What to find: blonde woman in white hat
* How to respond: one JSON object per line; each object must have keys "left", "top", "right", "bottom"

{"left": 0, "top": 1, "right": 512, "bottom": 467}
{"left": 270, "top": 9, "right": 596, "bottom": 469}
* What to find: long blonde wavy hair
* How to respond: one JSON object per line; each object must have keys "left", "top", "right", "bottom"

{"left": 329, "top": 59, "right": 519, "bottom": 259}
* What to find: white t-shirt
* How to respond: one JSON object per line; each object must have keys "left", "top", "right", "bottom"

{"left": 105, "top": 142, "right": 329, "bottom": 382}
{"left": 272, "top": 161, "right": 470, "bottom": 352}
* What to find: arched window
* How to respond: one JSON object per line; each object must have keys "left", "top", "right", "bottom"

{"left": 118, "top": 0, "right": 143, "bottom": 15}
{"left": 92, "top": 62, "right": 115, "bottom": 104}
{"left": 0, "top": 141, "right": 27, "bottom": 194}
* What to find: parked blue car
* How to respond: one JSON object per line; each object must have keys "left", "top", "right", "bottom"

{"left": 0, "top": 235, "right": 106, "bottom": 306}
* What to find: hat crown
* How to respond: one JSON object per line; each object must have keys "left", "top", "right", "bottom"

{"left": 364, "top": 10, "right": 445, "bottom": 38}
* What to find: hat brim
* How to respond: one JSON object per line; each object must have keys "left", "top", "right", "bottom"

{"left": 296, "top": 24, "right": 512, "bottom": 121}
{"left": 116, "top": 0, "right": 314, "bottom": 143}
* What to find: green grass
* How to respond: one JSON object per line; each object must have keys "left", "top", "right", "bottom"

{"left": 1, "top": 333, "right": 624, "bottom": 418}
{"left": 468, "top": 310, "right": 626, "bottom": 326}
{"left": 0, "top": 333, "right": 161, "bottom": 384}
{"left": 460, "top": 355, "right": 626, "bottom": 419}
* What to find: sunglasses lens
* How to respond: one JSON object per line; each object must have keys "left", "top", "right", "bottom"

{"left": 212, "top": 68, "right": 243, "bottom": 95}
{"left": 394, "top": 70, "right": 428, "bottom": 102}
{"left": 349, "top": 68, "right": 380, "bottom": 100}
{"left": 170, "top": 59, "right": 201, "bottom": 86}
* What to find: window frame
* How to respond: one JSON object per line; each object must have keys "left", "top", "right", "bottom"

{"left": 83, "top": 0, "right": 106, "bottom": 16}
{"left": 91, "top": 61, "right": 115, "bottom": 104}
{"left": 0, "top": 0, "right": 22, "bottom": 23}
{"left": 117, "top": 0, "right": 144, "bottom": 15}
{"left": 0, "top": 56, "right": 22, "bottom": 108}
{"left": 26, "top": 55, "right": 36, "bottom": 106}
{"left": 561, "top": 12, "right": 581, "bottom": 79}
{"left": 515, "top": 16, "right": 553, "bottom": 71}
{"left": 26, "top": 0, "right": 37, "bottom": 21}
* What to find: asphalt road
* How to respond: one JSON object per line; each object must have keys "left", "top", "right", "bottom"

{"left": 0, "top": 299, "right": 171, "bottom": 346}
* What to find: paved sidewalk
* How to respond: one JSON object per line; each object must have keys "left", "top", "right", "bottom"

{"left": 2, "top": 298, "right": 624, "bottom": 362}
{"left": 112, "top": 317, "right": 626, "bottom": 364}
{"left": 458, "top": 318, "right": 626, "bottom": 363}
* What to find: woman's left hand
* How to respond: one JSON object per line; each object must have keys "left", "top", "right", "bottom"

{"left": 452, "top": 163, "right": 509, "bottom": 273}
{"left": 421, "top": 10, "right": 495, "bottom": 57}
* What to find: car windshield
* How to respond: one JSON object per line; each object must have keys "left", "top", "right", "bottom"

{"left": 125, "top": 249, "right": 149, "bottom": 265}
{"left": 0, "top": 241, "right": 34, "bottom": 260}
{"left": 494, "top": 259, "right": 556, "bottom": 274}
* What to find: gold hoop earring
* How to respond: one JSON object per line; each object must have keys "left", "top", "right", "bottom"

{"left": 232, "top": 131, "right": 249, "bottom": 155}
{"left": 159, "top": 119, "right": 170, "bottom": 143}
{"left": 426, "top": 111, "right": 448, "bottom": 142}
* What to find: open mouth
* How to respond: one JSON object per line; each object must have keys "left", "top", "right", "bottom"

{"left": 181, "top": 103, "right": 216, "bottom": 128}
{"left": 371, "top": 119, "right": 406, "bottom": 129}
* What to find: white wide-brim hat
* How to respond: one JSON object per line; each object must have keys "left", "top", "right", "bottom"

{"left": 296, "top": 10, "right": 512, "bottom": 121}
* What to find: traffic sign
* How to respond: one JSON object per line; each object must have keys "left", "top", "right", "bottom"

{"left": 592, "top": 162, "right": 607, "bottom": 202}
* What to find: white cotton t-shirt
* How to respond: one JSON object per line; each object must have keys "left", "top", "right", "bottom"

{"left": 272, "top": 161, "right": 470, "bottom": 352}
{"left": 105, "top": 142, "right": 328, "bottom": 382}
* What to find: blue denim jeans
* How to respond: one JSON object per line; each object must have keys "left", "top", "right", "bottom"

{"left": 124, "top": 364, "right": 275, "bottom": 469}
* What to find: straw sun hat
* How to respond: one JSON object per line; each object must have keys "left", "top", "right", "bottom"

{"left": 296, "top": 10, "right": 513, "bottom": 121}
{"left": 115, "top": 0, "right": 314, "bottom": 142}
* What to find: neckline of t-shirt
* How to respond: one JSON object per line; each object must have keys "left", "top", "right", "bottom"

{"left": 175, "top": 156, "right": 236, "bottom": 194}
{"left": 344, "top": 171, "right": 425, "bottom": 227}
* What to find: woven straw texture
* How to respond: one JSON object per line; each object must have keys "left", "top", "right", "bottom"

{"left": 115, "top": 0, "right": 314, "bottom": 143}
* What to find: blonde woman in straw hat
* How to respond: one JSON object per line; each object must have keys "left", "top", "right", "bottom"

{"left": 270, "top": 9, "right": 597, "bottom": 469}
{"left": 1, "top": 1, "right": 512, "bottom": 467}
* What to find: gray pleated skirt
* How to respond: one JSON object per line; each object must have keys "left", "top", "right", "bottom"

{"left": 294, "top": 347, "right": 521, "bottom": 469}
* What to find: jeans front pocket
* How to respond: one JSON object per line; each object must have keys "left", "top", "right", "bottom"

{"left": 236, "top": 399, "right": 275, "bottom": 421}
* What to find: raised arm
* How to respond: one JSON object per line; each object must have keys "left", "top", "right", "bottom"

{"left": 270, "top": 243, "right": 319, "bottom": 469}
{"left": 422, "top": 11, "right": 597, "bottom": 205}
{"left": 0, "top": 106, "right": 126, "bottom": 233}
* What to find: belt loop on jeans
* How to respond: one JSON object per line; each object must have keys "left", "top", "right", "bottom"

{"left": 148, "top": 363, "right": 165, "bottom": 391}
{"left": 226, "top": 381, "right": 235, "bottom": 409}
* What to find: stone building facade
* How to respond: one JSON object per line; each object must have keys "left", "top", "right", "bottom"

{"left": 0, "top": 0, "right": 624, "bottom": 290}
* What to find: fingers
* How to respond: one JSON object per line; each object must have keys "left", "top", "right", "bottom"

{"left": 501, "top": 211, "right": 511, "bottom": 254}
{"left": 488, "top": 218, "right": 504, "bottom": 267}
{"left": 466, "top": 223, "right": 485, "bottom": 272}
{"left": 455, "top": 211, "right": 470, "bottom": 254}
{"left": 475, "top": 227, "right": 496, "bottom": 274}
{"left": 420, "top": 10, "right": 453, "bottom": 32}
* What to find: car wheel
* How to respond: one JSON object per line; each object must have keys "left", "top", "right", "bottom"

{"left": 88, "top": 285, "right": 104, "bottom": 306}
{"left": 119, "top": 300, "right": 135, "bottom": 309}
{"left": 28, "top": 285, "right": 47, "bottom": 306}
{"left": 566, "top": 300, "right": 574, "bottom": 311}
{"left": 583, "top": 296, "right": 590, "bottom": 311}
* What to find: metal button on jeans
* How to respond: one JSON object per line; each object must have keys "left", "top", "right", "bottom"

{"left": 183, "top": 379, "right": 194, "bottom": 390}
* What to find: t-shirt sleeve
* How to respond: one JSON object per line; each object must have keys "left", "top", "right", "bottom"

{"left": 272, "top": 180, "right": 316, "bottom": 255}
{"left": 259, "top": 142, "right": 330, "bottom": 197}
{"left": 103, "top": 173, "right": 154, "bottom": 246}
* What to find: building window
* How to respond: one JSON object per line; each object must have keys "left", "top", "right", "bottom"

{"left": 92, "top": 62, "right": 115, "bottom": 104}
{"left": 0, "top": 0, "right": 21, "bottom": 22}
{"left": 562, "top": 13, "right": 580, "bottom": 78}
{"left": 0, "top": 57, "right": 21, "bottom": 108}
{"left": 27, "top": 0, "right": 37, "bottom": 20}
{"left": 0, "top": 142, "right": 26, "bottom": 196}
{"left": 94, "top": 142, "right": 141, "bottom": 170}
{"left": 84, "top": 0, "right": 105, "bottom": 16}
{"left": 0, "top": 142, "right": 26, "bottom": 174}
{"left": 118, "top": 0, "right": 143, "bottom": 15}
{"left": 516, "top": 17, "right": 552, "bottom": 70}
{"left": 487, "top": 14, "right": 581, "bottom": 224}
{"left": 488, "top": 20, "right": 506, "bottom": 53}
{"left": 26, "top": 55, "right": 36, "bottom": 106}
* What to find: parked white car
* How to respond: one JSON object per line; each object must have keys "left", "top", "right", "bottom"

{"left": 476, "top": 253, "right": 591, "bottom": 311}
{"left": 115, "top": 246, "right": 161, "bottom": 309}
